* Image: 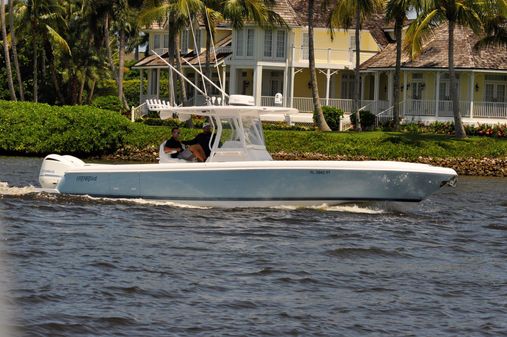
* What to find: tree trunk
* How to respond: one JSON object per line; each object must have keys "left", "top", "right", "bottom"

{"left": 175, "top": 33, "right": 187, "bottom": 105}
{"left": 448, "top": 21, "right": 467, "bottom": 138}
{"left": 33, "top": 39, "right": 38, "bottom": 103}
{"left": 167, "top": 13, "right": 176, "bottom": 105}
{"left": 87, "top": 79, "right": 96, "bottom": 104}
{"left": 353, "top": 4, "right": 362, "bottom": 131}
{"left": 118, "top": 27, "right": 129, "bottom": 110}
{"left": 9, "top": 0, "right": 24, "bottom": 100}
{"left": 308, "top": 0, "right": 331, "bottom": 131}
{"left": 393, "top": 17, "right": 403, "bottom": 130}
{"left": 1, "top": 0, "right": 16, "bottom": 100}
{"left": 204, "top": 12, "right": 213, "bottom": 97}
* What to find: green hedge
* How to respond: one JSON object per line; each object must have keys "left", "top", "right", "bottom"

{"left": 313, "top": 106, "right": 344, "bottom": 131}
{"left": 0, "top": 100, "right": 133, "bottom": 156}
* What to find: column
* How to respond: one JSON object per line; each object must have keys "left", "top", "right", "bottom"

{"left": 229, "top": 66, "right": 237, "bottom": 95}
{"left": 387, "top": 71, "right": 394, "bottom": 107}
{"left": 290, "top": 66, "right": 295, "bottom": 108}
{"left": 222, "top": 64, "right": 227, "bottom": 104}
{"left": 139, "top": 69, "right": 144, "bottom": 103}
{"left": 156, "top": 69, "right": 161, "bottom": 97}
{"left": 374, "top": 72, "right": 380, "bottom": 114}
{"left": 253, "top": 64, "right": 263, "bottom": 105}
{"left": 403, "top": 71, "right": 408, "bottom": 115}
{"left": 469, "top": 72, "right": 475, "bottom": 119}
{"left": 325, "top": 69, "right": 331, "bottom": 106}
{"left": 435, "top": 72, "right": 440, "bottom": 117}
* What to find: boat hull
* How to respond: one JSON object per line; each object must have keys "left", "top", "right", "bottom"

{"left": 47, "top": 160, "right": 457, "bottom": 207}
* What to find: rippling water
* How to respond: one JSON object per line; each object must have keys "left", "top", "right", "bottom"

{"left": 1, "top": 156, "right": 506, "bottom": 337}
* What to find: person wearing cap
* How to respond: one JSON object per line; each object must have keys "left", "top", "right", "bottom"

{"left": 182, "top": 123, "right": 213, "bottom": 162}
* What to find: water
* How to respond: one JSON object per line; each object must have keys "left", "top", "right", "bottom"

{"left": 1, "top": 156, "right": 506, "bottom": 337}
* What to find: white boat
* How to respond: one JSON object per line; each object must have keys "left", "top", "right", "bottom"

{"left": 39, "top": 95, "right": 457, "bottom": 207}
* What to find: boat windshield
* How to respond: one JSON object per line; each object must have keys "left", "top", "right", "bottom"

{"left": 218, "top": 117, "right": 240, "bottom": 146}
{"left": 242, "top": 116, "right": 264, "bottom": 146}
{"left": 217, "top": 115, "right": 265, "bottom": 148}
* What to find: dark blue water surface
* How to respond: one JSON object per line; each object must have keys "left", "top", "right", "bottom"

{"left": 1, "top": 156, "right": 506, "bottom": 337}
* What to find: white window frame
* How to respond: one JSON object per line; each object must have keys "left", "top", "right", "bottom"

{"left": 302, "top": 32, "right": 309, "bottom": 60}
{"left": 236, "top": 28, "right": 255, "bottom": 58}
{"left": 439, "top": 73, "right": 460, "bottom": 101}
{"left": 180, "top": 29, "right": 189, "bottom": 54}
{"left": 485, "top": 75, "right": 507, "bottom": 102}
{"left": 264, "top": 29, "right": 287, "bottom": 60}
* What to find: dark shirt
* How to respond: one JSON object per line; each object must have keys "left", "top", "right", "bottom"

{"left": 183, "top": 132, "right": 212, "bottom": 157}
{"left": 164, "top": 137, "right": 183, "bottom": 158}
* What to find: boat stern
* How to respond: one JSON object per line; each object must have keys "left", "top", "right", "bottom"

{"left": 39, "top": 154, "right": 85, "bottom": 189}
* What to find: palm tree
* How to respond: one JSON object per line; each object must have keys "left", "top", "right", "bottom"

{"left": 327, "top": 0, "right": 385, "bottom": 131}
{"left": 16, "top": 0, "right": 70, "bottom": 102}
{"left": 385, "top": 0, "right": 419, "bottom": 130}
{"left": 140, "top": 0, "right": 285, "bottom": 104}
{"left": 404, "top": 0, "right": 483, "bottom": 139}
{"left": 9, "top": 0, "right": 24, "bottom": 100}
{"left": 475, "top": 0, "right": 507, "bottom": 49}
{"left": 201, "top": 0, "right": 285, "bottom": 96}
{"left": 1, "top": 0, "right": 16, "bottom": 100}
{"left": 308, "top": 0, "right": 331, "bottom": 131}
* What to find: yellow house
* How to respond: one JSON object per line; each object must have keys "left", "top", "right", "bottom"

{"left": 361, "top": 23, "right": 507, "bottom": 124}
{"left": 133, "top": 0, "right": 388, "bottom": 114}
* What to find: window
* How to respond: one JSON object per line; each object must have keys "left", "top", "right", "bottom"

{"left": 181, "top": 30, "right": 189, "bottom": 54}
{"left": 341, "top": 73, "right": 355, "bottom": 99}
{"left": 247, "top": 29, "right": 254, "bottom": 56}
{"left": 264, "top": 30, "right": 273, "bottom": 57}
{"left": 263, "top": 29, "right": 286, "bottom": 59}
{"left": 411, "top": 74, "right": 424, "bottom": 100}
{"left": 163, "top": 34, "right": 169, "bottom": 48}
{"left": 439, "top": 73, "right": 460, "bottom": 100}
{"left": 302, "top": 33, "right": 309, "bottom": 60}
{"left": 276, "top": 31, "right": 286, "bottom": 58}
{"left": 236, "top": 28, "right": 255, "bottom": 57}
{"left": 485, "top": 75, "right": 507, "bottom": 102}
{"left": 153, "top": 34, "right": 160, "bottom": 49}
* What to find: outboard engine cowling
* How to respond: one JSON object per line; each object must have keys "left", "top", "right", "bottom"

{"left": 39, "top": 154, "right": 85, "bottom": 189}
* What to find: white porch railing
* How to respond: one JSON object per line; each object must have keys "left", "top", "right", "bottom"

{"left": 474, "top": 101, "right": 507, "bottom": 118}
{"left": 375, "top": 100, "right": 507, "bottom": 124}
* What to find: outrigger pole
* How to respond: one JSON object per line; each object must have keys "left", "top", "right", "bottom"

{"left": 152, "top": 50, "right": 229, "bottom": 106}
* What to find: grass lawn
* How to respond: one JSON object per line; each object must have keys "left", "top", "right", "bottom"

{"left": 125, "top": 124, "right": 507, "bottom": 160}
{"left": 264, "top": 130, "right": 507, "bottom": 160}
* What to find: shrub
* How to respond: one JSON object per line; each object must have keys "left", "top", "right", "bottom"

{"left": 0, "top": 100, "right": 133, "bottom": 156}
{"left": 313, "top": 106, "right": 344, "bottom": 131}
{"left": 91, "top": 95, "right": 124, "bottom": 113}
{"left": 350, "top": 110, "right": 376, "bottom": 130}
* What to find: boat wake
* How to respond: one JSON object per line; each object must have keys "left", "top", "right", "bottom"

{"left": 271, "top": 203, "right": 385, "bottom": 214}
{"left": 0, "top": 181, "right": 40, "bottom": 196}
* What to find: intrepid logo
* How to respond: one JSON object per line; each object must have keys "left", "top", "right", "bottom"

{"left": 76, "top": 175, "right": 98, "bottom": 182}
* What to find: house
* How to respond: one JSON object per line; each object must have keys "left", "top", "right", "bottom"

{"left": 133, "top": 0, "right": 389, "bottom": 114}
{"left": 361, "top": 23, "right": 507, "bottom": 125}
{"left": 132, "top": 1, "right": 507, "bottom": 125}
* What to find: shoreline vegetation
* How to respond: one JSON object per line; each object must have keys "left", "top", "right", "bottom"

{"left": 104, "top": 145, "right": 507, "bottom": 177}
{"left": 0, "top": 101, "right": 506, "bottom": 177}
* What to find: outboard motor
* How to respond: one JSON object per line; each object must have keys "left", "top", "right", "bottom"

{"left": 39, "top": 154, "right": 85, "bottom": 189}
